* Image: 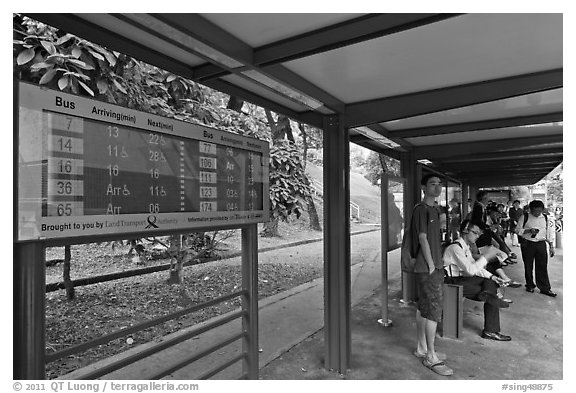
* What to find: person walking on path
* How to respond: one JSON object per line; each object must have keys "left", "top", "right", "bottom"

{"left": 516, "top": 200, "right": 557, "bottom": 297}
{"left": 412, "top": 174, "right": 453, "bottom": 376}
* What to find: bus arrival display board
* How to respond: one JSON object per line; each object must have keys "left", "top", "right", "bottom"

{"left": 16, "top": 82, "right": 270, "bottom": 241}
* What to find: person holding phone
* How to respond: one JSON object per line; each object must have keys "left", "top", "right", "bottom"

{"left": 516, "top": 200, "right": 556, "bottom": 297}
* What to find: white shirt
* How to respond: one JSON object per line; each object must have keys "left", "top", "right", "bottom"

{"left": 443, "top": 238, "right": 492, "bottom": 279}
{"left": 516, "top": 213, "right": 552, "bottom": 243}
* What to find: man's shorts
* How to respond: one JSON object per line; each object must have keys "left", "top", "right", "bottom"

{"left": 415, "top": 268, "right": 444, "bottom": 323}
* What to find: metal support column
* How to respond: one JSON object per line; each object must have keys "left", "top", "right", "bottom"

{"left": 323, "top": 114, "right": 351, "bottom": 374}
{"left": 378, "top": 174, "right": 392, "bottom": 327}
{"left": 14, "top": 242, "right": 46, "bottom": 379}
{"left": 241, "top": 224, "right": 259, "bottom": 379}
{"left": 462, "top": 185, "right": 470, "bottom": 219}
{"left": 400, "top": 151, "right": 418, "bottom": 304}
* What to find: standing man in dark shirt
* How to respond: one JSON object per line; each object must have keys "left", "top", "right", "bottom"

{"left": 413, "top": 174, "right": 453, "bottom": 376}
{"left": 508, "top": 200, "right": 524, "bottom": 247}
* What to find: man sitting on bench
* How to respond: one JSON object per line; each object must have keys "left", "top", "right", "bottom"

{"left": 443, "top": 219, "right": 513, "bottom": 341}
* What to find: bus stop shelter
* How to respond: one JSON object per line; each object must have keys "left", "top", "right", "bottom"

{"left": 20, "top": 13, "right": 563, "bottom": 377}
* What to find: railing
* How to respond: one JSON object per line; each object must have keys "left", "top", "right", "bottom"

{"left": 350, "top": 201, "right": 360, "bottom": 220}
{"left": 311, "top": 179, "right": 360, "bottom": 220}
{"left": 310, "top": 179, "right": 323, "bottom": 197}
{"left": 46, "top": 290, "right": 248, "bottom": 380}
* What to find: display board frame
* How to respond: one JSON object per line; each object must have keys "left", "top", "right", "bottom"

{"left": 15, "top": 81, "right": 270, "bottom": 243}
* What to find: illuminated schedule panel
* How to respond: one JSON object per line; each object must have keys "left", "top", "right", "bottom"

{"left": 17, "top": 82, "right": 269, "bottom": 241}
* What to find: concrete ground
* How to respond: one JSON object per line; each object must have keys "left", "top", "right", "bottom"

{"left": 260, "top": 243, "right": 564, "bottom": 381}
{"left": 64, "top": 231, "right": 564, "bottom": 382}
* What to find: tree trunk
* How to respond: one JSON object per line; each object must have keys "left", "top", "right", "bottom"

{"left": 227, "top": 96, "right": 244, "bottom": 112}
{"left": 167, "top": 234, "right": 183, "bottom": 284}
{"left": 63, "top": 245, "right": 75, "bottom": 300}
{"left": 298, "top": 122, "right": 321, "bottom": 230}
{"left": 261, "top": 217, "right": 279, "bottom": 237}
{"left": 298, "top": 122, "right": 308, "bottom": 171}
{"left": 303, "top": 177, "right": 322, "bottom": 231}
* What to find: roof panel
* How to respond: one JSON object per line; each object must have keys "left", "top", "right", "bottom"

{"left": 199, "top": 14, "right": 364, "bottom": 47}
{"left": 382, "top": 88, "right": 563, "bottom": 130}
{"left": 283, "top": 13, "right": 562, "bottom": 103}
{"left": 407, "top": 123, "right": 562, "bottom": 146}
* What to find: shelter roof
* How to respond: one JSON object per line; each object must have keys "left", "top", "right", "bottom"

{"left": 28, "top": 13, "right": 563, "bottom": 186}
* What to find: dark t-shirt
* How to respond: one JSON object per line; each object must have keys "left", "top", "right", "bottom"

{"left": 412, "top": 203, "right": 443, "bottom": 273}
{"left": 449, "top": 205, "right": 461, "bottom": 228}
{"left": 509, "top": 207, "right": 523, "bottom": 224}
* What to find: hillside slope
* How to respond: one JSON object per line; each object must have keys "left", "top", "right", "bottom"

{"left": 305, "top": 163, "right": 381, "bottom": 223}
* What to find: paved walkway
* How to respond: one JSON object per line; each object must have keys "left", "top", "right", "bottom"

{"left": 261, "top": 242, "right": 564, "bottom": 381}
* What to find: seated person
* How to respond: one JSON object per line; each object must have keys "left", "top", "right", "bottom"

{"left": 443, "top": 220, "right": 513, "bottom": 341}
{"left": 463, "top": 222, "right": 521, "bottom": 289}
{"left": 477, "top": 205, "right": 517, "bottom": 263}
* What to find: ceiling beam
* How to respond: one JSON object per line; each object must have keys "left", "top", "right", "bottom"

{"left": 415, "top": 134, "right": 563, "bottom": 159}
{"left": 349, "top": 135, "right": 403, "bottom": 159}
{"left": 452, "top": 165, "right": 557, "bottom": 175}
{"left": 203, "top": 79, "right": 324, "bottom": 129}
{"left": 469, "top": 178, "right": 547, "bottom": 187}
{"left": 438, "top": 157, "right": 562, "bottom": 171}
{"left": 345, "top": 69, "right": 563, "bottom": 128}
{"left": 254, "top": 14, "right": 463, "bottom": 66}
{"left": 153, "top": 13, "right": 254, "bottom": 65}
{"left": 440, "top": 147, "right": 563, "bottom": 163}
{"left": 462, "top": 175, "right": 550, "bottom": 187}
{"left": 260, "top": 64, "right": 346, "bottom": 113}
{"left": 388, "top": 111, "right": 563, "bottom": 138}
{"left": 461, "top": 169, "right": 552, "bottom": 179}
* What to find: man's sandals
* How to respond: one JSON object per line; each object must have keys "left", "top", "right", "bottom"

{"left": 422, "top": 358, "right": 454, "bottom": 376}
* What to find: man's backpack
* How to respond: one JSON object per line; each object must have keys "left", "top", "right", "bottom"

{"left": 400, "top": 203, "right": 427, "bottom": 272}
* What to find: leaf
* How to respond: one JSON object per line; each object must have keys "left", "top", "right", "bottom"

{"left": 112, "top": 79, "right": 127, "bottom": 94}
{"left": 102, "top": 50, "right": 117, "bottom": 67}
{"left": 41, "top": 41, "right": 57, "bottom": 55}
{"left": 63, "top": 71, "right": 90, "bottom": 81}
{"left": 67, "top": 58, "right": 94, "bottom": 70}
{"left": 87, "top": 49, "right": 105, "bottom": 61}
{"left": 39, "top": 68, "right": 58, "bottom": 85}
{"left": 77, "top": 80, "right": 95, "bottom": 96}
{"left": 166, "top": 74, "right": 177, "bottom": 83}
{"left": 30, "top": 62, "right": 53, "bottom": 72}
{"left": 55, "top": 34, "right": 74, "bottom": 46}
{"left": 57, "top": 75, "right": 69, "bottom": 90}
{"left": 16, "top": 48, "right": 35, "bottom": 65}
{"left": 71, "top": 46, "right": 83, "bottom": 59}
{"left": 96, "top": 79, "right": 109, "bottom": 94}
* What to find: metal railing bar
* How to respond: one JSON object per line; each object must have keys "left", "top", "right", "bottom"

{"left": 46, "top": 290, "right": 245, "bottom": 363}
{"left": 150, "top": 332, "right": 246, "bottom": 379}
{"left": 197, "top": 353, "right": 247, "bottom": 380}
{"left": 72, "top": 310, "right": 246, "bottom": 380}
